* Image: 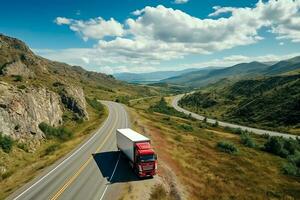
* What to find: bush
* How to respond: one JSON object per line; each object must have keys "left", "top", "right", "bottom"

{"left": 282, "top": 162, "right": 299, "bottom": 176}
{"left": 45, "top": 144, "right": 61, "bottom": 155}
{"left": 17, "top": 142, "right": 29, "bottom": 152}
{"left": 240, "top": 132, "right": 256, "bottom": 148}
{"left": 178, "top": 124, "right": 193, "bottom": 132}
{"left": 263, "top": 136, "right": 300, "bottom": 158}
{"left": 288, "top": 151, "right": 300, "bottom": 168}
{"left": 39, "top": 122, "right": 73, "bottom": 141}
{"left": 86, "top": 97, "right": 104, "bottom": 114}
{"left": 149, "top": 97, "right": 188, "bottom": 118}
{"left": 0, "top": 133, "right": 14, "bottom": 153}
{"left": 224, "top": 127, "right": 243, "bottom": 135}
{"left": 217, "top": 141, "right": 238, "bottom": 154}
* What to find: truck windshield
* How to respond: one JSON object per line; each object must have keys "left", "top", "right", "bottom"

{"left": 138, "top": 154, "right": 156, "bottom": 162}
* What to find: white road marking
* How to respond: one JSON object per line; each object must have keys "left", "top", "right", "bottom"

{"left": 12, "top": 103, "right": 113, "bottom": 200}
{"left": 99, "top": 153, "right": 121, "bottom": 200}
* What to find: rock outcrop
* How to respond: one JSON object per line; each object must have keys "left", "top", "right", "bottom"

{"left": 0, "top": 82, "right": 63, "bottom": 140}
{"left": 60, "top": 86, "right": 89, "bottom": 120}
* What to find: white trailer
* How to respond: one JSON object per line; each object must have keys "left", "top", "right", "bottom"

{"left": 116, "top": 128, "right": 150, "bottom": 162}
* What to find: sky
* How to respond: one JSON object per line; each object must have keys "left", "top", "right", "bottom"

{"left": 1, "top": 0, "right": 300, "bottom": 74}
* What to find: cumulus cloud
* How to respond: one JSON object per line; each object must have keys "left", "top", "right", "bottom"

{"left": 55, "top": 17, "right": 124, "bottom": 41}
{"left": 173, "top": 0, "right": 189, "bottom": 4}
{"left": 49, "top": 0, "right": 300, "bottom": 72}
{"left": 55, "top": 17, "right": 71, "bottom": 25}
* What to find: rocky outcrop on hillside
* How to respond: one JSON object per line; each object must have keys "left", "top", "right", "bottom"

{"left": 0, "top": 82, "right": 63, "bottom": 140}
{"left": 1, "top": 60, "right": 36, "bottom": 77}
{"left": 60, "top": 86, "right": 89, "bottom": 120}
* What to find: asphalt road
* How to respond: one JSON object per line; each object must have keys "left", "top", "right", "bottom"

{"left": 8, "top": 101, "right": 140, "bottom": 200}
{"left": 172, "top": 94, "right": 299, "bottom": 139}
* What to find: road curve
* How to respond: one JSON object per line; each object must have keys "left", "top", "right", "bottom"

{"left": 172, "top": 94, "right": 299, "bottom": 139}
{"left": 8, "top": 101, "right": 132, "bottom": 200}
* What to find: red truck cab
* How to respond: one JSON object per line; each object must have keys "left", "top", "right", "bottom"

{"left": 135, "top": 142, "right": 157, "bottom": 177}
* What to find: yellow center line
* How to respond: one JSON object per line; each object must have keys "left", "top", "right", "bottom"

{"left": 50, "top": 104, "right": 119, "bottom": 200}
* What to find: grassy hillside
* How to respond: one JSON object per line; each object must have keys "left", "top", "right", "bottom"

{"left": 163, "top": 57, "right": 300, "bottom": 88}
{"left": 127, "top": 96, "right": 300, "bottom": 199}
{"left": 178, "top": 74, "right": 300, "bottom": 135}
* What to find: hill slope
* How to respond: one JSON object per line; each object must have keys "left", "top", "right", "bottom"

{"left": 178, "top": 74, "right": 300, "bottom": 134}
{"left": 0, "top": 34, "right": 155, "bottom": 141}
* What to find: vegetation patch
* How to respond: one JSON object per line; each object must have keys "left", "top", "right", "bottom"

{"left": 240, "top": 132, "right": 256, "bottom": 148}
{"left": 38, "top": 122, "right": 73, "bottom": 141}
{"left": 149, "top": 97, "right": 187, "bottom": 118}
{"left": 86, "top": 97, "right": 104, "bottom": 115}
{"left": 217, "top": 141, "right": 238, "bottom": 154}
{"left": 0, "top": 133, "right": 14, "bottom": 153}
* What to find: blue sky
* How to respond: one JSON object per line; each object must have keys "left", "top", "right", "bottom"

{"left": 1, "top": 0, "right": 300, "bottom": 73}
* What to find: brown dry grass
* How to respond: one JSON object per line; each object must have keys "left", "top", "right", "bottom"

{"left": 128, "top": 99, "right": 300, "bottom": 200}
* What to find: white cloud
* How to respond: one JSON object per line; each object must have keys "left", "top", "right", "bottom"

{"left": 55, "top": 17, "right": 71, "bottom": 25}
{"left": 55, "top": 17, "right": 124, "bottom": 41}
{"left": 51, "top": 1, "right": 300, "bottom": 72}
{"left": 173, "top": 0, "right": 189, "bottom": 4}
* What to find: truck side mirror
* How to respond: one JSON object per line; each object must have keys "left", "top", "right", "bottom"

{"left": 154, "top": 154, "right": 158, "bottom": 160}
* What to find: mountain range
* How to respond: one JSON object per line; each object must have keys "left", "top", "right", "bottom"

{"left": 162, "top": 57, "right": 300, "bottom": 88}
{"left": 114, "top": 68, "right": 201, "bottom": 83}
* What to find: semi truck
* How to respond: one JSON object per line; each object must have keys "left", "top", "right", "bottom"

{"left": 116, "top": 128, "right": 157, "bottom": 178}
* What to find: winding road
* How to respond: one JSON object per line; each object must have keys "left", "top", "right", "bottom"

{"left": 172, "top": 94, "right": 299, "bottom": 139}
{"left": 8, "top": 101, "right": 139, "bottom": 200}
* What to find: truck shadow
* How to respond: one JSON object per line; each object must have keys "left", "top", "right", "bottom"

{"left": 92, "top": 151, "right": 147, "bottom": 184}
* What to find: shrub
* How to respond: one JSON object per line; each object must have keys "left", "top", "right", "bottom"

{"left": 240, "top": 132, "right": 256, "bottom": 148}
{"left": 17, "top": 142, "right": 29, "bottom": 152}
{"left": 178, "top": 124, "right": 193, "bottom": 132}
{"left": 288, "top": 151, "right": 300, "bottom": 168}
{"left": 0, "top": 133, "right": 14, "bottom": 153}
{"left": 45, "top": 144, "right": 61, "bottom": 155}
{"left": 86, "top": 97, "right": 104, "bottom": 114}
{"left": 39, "top": 122, "right": 73, "bottom": 141}
{"left": 282, "top": 162, "right": 299, "bottom": 176}
{"left": 149, "top": 97, "right": 188, "bottom": 118}
{"left": 224, "top": 127, "right": 243, "bottom": 135}
{"left": 217, "top": 141, "right": 238, "bottom": 154}
{"left": 263, "top": 136, "right": 300, "bottom": 158}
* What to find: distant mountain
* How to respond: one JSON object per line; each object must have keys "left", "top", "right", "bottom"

{"left": 114, "top": 68, "right": 199, "bottom": 83}
{"left": 162, "top": 57, "right": 300, "bottom": 88}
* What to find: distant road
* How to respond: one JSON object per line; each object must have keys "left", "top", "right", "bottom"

{"left": 8, "top": 101, "right": 138, "bottom": 200}
{"left": 172, "top": 94, "right": 299, "bottom": 139}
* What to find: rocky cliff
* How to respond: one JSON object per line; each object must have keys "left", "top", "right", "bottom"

{"left": 0, "top": 34, "right": 91, "bottom": 143}
{"left": 0, "top": 82, "right": 63, "bottom": 140}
